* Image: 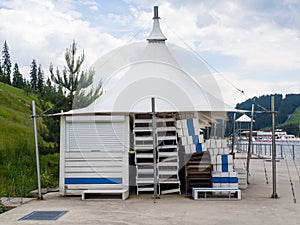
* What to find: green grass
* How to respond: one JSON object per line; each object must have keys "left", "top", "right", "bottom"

{"left": 286, "top": 107, "right": 300, "bottom": 124}
{"left": 262, "top": 106, "right": 300, "bottom": 132}
{"left": 0, "top": 83, "right": 59, "bottom": 197}
{"left": 0, "top": 83, "right": 38, "bottom": 151}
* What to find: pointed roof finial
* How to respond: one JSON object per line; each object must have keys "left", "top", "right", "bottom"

{"left": 154, "top": 6, "right": 159, "bottom": 19}
{"left": 147, "top": 6, "right": 167, "bottom": 42}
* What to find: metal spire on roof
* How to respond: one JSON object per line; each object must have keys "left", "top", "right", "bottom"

{"left": 147, "top": 6, "right": 167, "bottom": 42}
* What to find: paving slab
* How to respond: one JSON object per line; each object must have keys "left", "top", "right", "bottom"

{"left": 0, "top": 159, "right": 299, "bottom": 225}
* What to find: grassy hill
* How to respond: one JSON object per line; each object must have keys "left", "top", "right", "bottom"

{"left": 280, "top": 107, "right": 300, "bottom": 136}
{"left": 0, "top": 83, "right": 59, "bottom": 197}
{"left": 286, "top": 107, "right": 300, "bottom": 124}
{"left": 0, "top": 83, "right": 37, "bottom": 148}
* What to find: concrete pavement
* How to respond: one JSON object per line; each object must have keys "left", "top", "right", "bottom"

{"left": 0, "top": 159, "right": 299, "bottom": 225}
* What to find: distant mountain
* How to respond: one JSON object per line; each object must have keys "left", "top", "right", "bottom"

{"left": 226, "top": 93, "right": 300, "bottom": 136}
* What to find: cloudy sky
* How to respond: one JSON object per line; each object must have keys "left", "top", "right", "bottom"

{"left": 0, "top": 0, "right": 299, "bottom": 106}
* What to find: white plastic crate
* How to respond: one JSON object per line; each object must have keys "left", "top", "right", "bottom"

{"left": 211, "top": 155, "right": 217, "bottom": 164}
{"left": 177, "top": 128, "right": 183, "bottom": 137}
{"left": 187, "top": 136, "right": 193, "bottom": 145}
{"left": 223, "top": 148, "right": 230, "bottom": 155}
{"left": 221, "top": 139, "right": 228, "bottom": 148}
{"left": 199, "top": 134, "right": 204, "bottom": 143}
{"left": 202, "top": 143, "right": 207, "bottom": 151}
{"left": 216, "top": 139, "right": 222, "bottom": 148}
{"left": 229, "top": 183, "right": 239, "bottom": 188}
{"left": 221, "top": 172, "right": 229, "bottom": 177}
{"left": 176, "top": 120, "right": 182, "bottom": 128}
{"left": 181, "top": 136, "right": 188, "bottom": 145}
{"left": 181, "top": 119, "right": 188, "bottom": 128}
{"left": 229, "top": 171, "right": 238, "bottom": 177}
{"left": 210, "top": 140, "right": 216, "bottom": 148}
{"left": 213, "top": 183, "right": 221, "bottom": 188}
{"left": 182, "top": 128, "right": 189, "bottom": 136}
{"left": 213, "top": 148, "right": 219, "bottom": 155}
{"left": 212, "top": 171, "right": 222, "bottom": 177}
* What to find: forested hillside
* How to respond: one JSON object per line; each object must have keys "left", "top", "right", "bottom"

{"left": 227, "top": 94, "right": 300, "bottom": 136}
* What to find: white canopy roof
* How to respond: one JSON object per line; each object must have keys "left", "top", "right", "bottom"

{"left": 236, "top": 114, "right": 254, "bottom": 123}
{"left": 63, "top": 6, "right": 237, "bottom": 116}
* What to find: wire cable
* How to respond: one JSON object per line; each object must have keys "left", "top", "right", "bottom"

{"left": 262, "top": 158, "right": 269, "bottom": 184}
{"left": 37, "top": 96, "right": 67, "bottom": 117}
{"left": 284, "top": 142, "right": 300, "bottom": 180}
{"left": 282, "top": 147, "right": 297, "bottom": 203}
{"left": 37, "top": 25, "right": 149, "bottom": 117}
{"left": 161, "top": 19, "right": 271, "bottom": 113}
{"left": 161, "top": 19, "right": 244, "bottom": 93}
{"left": 275, "top": 112, "right": 300, "bottom": 180}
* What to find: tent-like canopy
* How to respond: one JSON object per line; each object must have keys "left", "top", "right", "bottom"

{"left": 62, "top": 6, "right": 238, "bottom": 117}
{"left": 236, "top": 114, "right": 254, "bottom": 123}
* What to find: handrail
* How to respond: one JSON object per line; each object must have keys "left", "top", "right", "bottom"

{"left": 234, "top": 140, "right": 300, "bottom": 159}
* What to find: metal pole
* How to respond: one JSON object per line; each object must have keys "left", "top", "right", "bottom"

{"left": 271, "top": 95, "right": 278, "bottom": 198}
{"left": 213, "top": 123, "right": 217, "bottom": 138}
{"left": 246, "top": 104, "right": 254, "bottom": 184}
{"left": 32, "top": 100, "right": 42, "bottom": 200}
{"left": 151, "top": 97, "right": 158, "bottom": 203}
{"left": 231, "top": 113, "right": 236, "bottom": 158}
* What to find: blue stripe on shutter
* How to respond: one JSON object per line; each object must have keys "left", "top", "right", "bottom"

{"left": 65, "top": 178, "right": 122, "bottom": 184}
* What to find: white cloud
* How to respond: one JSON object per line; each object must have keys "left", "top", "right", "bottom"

{"left": 124, "top": 1, "right": 300, "bottom": 104}
{"left": 0, "top": 0, "right": 123, "bottom": 79}
{"left": 198, "top": 23, "right": 300, "bottom": 71}
{"left": 0, "top": 0, "right": 299, "bottom": 105}
{"left": 125, "top": 1, "right": 299, "bottom": 72}
{"left": 158, "top": 2, "right": 300, "bottom": 72}
{"left": 214, "top": 71, "right": 300, "bottom": 106}
{"left": 79, "top": 0, "right": 99, "bottom": 11}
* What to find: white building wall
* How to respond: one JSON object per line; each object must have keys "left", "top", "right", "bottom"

{"left": 59, "top": 115, "right": 129, "bottom": 196}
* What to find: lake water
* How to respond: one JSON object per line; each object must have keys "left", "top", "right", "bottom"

{"left": 235, "top": 140, "right": 300, "bottom": 159}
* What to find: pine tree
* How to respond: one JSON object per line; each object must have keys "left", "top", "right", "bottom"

{"left": 12, "top": 63, "right": 24, "bottom": 88}
{"left": 49, "top": 40, "right": 102, "bottom": 109}
{"left": 30, "top": 59, "right": 38, "bottom": 91}
{"left": 46, "top": 77, "right": 52, "bottom": 88}
{"left": 0, "top": 59, "right": 3, "bottom": 82}
{"left": 37, "top": 64, "right": 44, "bottom": 92}
{"left": 42, "top": 77, "right": 53, "bottom": 97}
{"left": 1, "top": 41, "right": 11, "bottom": 84}
{"left": 12, "top": 63, "right": 18, "bottom": 86}
{"left": 23, "top": 79, "right": 31, "bottom": 96}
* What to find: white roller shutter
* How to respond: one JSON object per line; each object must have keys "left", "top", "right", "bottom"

{"left": 67, "top": 117, "right": 125, "bottom": 152}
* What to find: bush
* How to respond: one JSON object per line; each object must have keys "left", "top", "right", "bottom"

{"left": 0, "top": 137, "right": 60, "bottom": 197}
{"left": 40, "top": 153, "right": 60, "bottom": 188}
{"left": 0, "top": 200, "right": 4, "bottom": 214}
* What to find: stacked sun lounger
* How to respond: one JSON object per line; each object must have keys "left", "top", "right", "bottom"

{"left": 206, "top": 139, "right": 239, "bottom": 192}
{"left": 176, "top": 118, "right": 204, "bottom": 153}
